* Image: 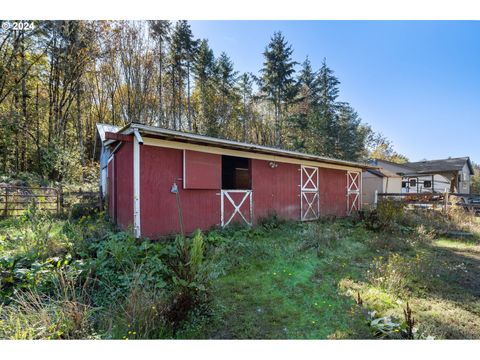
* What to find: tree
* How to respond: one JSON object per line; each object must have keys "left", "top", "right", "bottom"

{"left": 260, "top": 31, "right": 298, "bottom": 146}
{"left": 368, "top": 133, "right": 409, "bottom": 163}
{"left": 237, "top": 72, "right": 254, "bottom": 142}
{"left": 312, "top": 58, "right": 341, "bottom": 156}
{"left": 471, "top": 162, "right": 480, "bottom": 194}
{"left": 193, "top": 39, "right": 216, "bottom": 135}
{"left": 215, "top": 52, "right": 238, "bottom": 129}
{"left": 149, "top": 20, "right": 171, "bottom": 127}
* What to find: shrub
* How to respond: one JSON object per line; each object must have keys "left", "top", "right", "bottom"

{"left": 367, "top": 252, "right": 431, "bottom": 294}
{"left": 166, "top": 233, "right": 215, "bottom": 330}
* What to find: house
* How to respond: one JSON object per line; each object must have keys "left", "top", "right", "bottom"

{"left": 368, "top": 157, "right": 474, "bottom": 194}
{"left": 96, "top": 122, "right": 374, "bottom": 238}
{"left": 362, "top": 168, "right": 402, "bottom": 205}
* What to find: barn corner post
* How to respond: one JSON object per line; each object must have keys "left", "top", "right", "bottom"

{"left": 133, "top": 129, "right": 143, "bottom": 238}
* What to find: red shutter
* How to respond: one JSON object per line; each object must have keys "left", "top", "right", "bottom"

{"left": 183, "top": 150, "right": 221, "bottom": 189}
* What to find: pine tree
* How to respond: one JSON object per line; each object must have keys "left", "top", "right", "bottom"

{"left": 311, "top": 58, "right": 341, "bottom": 156}
{"left": 260, "top": 31, "right": 298, "bottom": 146}
{"left": 215, "top": 52, "right": 238, "bottom": 128}
{"left": 287, "top": 56, "right": 318, "bottom": 151}
{"left": 193, "top": 39, "right": 216, "bottom": 135}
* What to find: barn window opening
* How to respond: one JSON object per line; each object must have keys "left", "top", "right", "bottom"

{"left": 423, "top": 180, "right": 432, "bottom": 188}
{"left": 222, "top": 155, "right": 251, "bottom": 190}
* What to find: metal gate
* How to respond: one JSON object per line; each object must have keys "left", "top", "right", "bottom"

{"left": 301, "top": 165, "right": 319, "bottom": 221}
{"left": 347, "top": 171, "right": 361, "bottom": 215}
{"left": 221, "top": 190, "right": 253, "bottom": 227}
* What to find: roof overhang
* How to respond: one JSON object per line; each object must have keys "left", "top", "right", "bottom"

{"left": 108, "top": 122, "right": 376, "bottom": 170}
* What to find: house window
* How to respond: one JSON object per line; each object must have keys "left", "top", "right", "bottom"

{"left": 423, "top": 180, "right": 432, "bottom": 188}
{"left": 402, "top": 181, "right": 407, "bottom": 188}
{"left": 409, "top": 179, "right": 417, "bottom": 187}
{"left": 222, "top": 155, "right": 251, "bottom": 190}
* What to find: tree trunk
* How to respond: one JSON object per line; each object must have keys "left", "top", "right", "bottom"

{"left": 76, "top": 81, "right": 85, "bottom": 180}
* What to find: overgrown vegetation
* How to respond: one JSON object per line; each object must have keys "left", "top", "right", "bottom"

{"left": 1, "top": 205, "right": 480, "bottom": 339}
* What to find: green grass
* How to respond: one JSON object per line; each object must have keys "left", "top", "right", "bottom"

{"left": 1, "top": 209, "right": 480, "bottom": 339}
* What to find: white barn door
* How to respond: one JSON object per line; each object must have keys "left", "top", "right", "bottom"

{"left": 301, "top": 165, "right": 319, "bottom": 221}
{"left": 347, "top": 171, "right": 361, "bottom": 215}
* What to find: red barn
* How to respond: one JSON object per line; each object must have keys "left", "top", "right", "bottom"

{"left": 97, "top": 123, "right": 372, "bottom": 239}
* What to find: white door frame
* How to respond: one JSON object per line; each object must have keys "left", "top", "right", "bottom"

{"left": 221, "top": 190, "right": 253, "bottom": 227}
{"left": 347, "top": 171, "right": 361, "bottom": 215}
{"left": 301, "top": 165, "right": 319, "bottom": 221}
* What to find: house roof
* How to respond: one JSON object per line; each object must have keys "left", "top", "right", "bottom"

{"left": 369, "top": 158, "right": 413, "bottom": 170}
{"left": 366, "top": 168, "right": 402, "bottom": 178}
{"left": 101, "top": 122, "right": 375, "bottom": 170}
{"left": 405, "top": 157, "right": 474, "bottom": 175}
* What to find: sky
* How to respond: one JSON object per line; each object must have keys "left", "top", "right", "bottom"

{"left": 189, "top": 21, "right": 480, "bottom": 164}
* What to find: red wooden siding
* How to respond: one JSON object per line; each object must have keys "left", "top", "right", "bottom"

{"left": 251, "top": 159, "right": 301, "bottom": 221}
{"left": 183, "top": 150, "right": 221, "bottom": 189}
{"left": 108, "top": 142, "right": 356, "bottom": 237}
{"left": 140, "top": 146, "right": 220, "bottom": 238}
{"left": 319, "top": 168, "right": 348, "bottom": 217}
{"left": 115, "top": 143, "right": 134, "bottom": 230}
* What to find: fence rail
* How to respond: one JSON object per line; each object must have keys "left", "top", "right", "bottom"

{"left": 375, "top": 191, "right": 480, "bottom": 215}
{"left": 0, "top": 185, "right": 101, "bottom": 217}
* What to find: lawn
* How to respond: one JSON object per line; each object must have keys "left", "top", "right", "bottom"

{"left": 1, "top": 205, "right": 480, "bottom": 339}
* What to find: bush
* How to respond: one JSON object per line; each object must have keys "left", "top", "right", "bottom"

{"left": 361, "top": 199, "right": 406, "bottom": 232}
{"left": 367, "top": 252, "right": 431, "bottom": 294}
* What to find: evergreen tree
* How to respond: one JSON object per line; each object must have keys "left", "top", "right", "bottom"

{"left": 193, "top": 39, "right": 216, "bottom": 135}
{"left": 287, "top": 56, "right": 318, "bottom": 151}
{"left": 309, "top": 58, "right": 341, "bottom": 156}
{"left": 260, "top": 31, "right": 298, "bottom": 146}
{"left": 215, "top": 52, "right": 238, "bottom": 128}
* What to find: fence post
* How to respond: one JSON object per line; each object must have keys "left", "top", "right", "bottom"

{"left": 374, "top": 190, "right": 378, "bottom": 209}
{"left": 58, "top": 185, "right": 63, "bottom": 216}
{"left": 3, "top": 187, "right": 8, "bottom": 217}
{"left": 444, "top": 190, "right": 449, "bottom": 214}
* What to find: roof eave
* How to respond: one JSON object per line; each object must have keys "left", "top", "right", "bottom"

{"left": 122, "top": 122, "right": 376, "bottom": 170}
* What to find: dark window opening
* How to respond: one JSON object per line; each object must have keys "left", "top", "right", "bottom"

{"left": 409, "top": 179, "right": 417, "bottom": 187}
{"left": 402, "top": 181, "right": 407, "bottom": 188}
{"left": 424, "top": 180, "right": 432, "bottom": 188}
{"left": 222, "top": 155, "right": 251, "bottom": 190}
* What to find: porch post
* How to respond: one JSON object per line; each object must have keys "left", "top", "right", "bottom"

{"left": 133, "top": 134, "right": 141, "bottom": 238}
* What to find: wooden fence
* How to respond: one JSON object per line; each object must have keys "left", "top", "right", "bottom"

{"left": 0, "top": 185, "right": 101, "bottom": 217}
{"left": 375, "top": 191, "right": 480, "bottom": 215}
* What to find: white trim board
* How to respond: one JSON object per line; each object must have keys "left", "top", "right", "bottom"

{"left": 143, "top": 137, "right": 362, "bottom": 172}
{"left": 133, "top": 136, "right": 141, "bottom": 238}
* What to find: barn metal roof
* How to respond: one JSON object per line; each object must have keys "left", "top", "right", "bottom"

{"left": 109, "top": 122, "right": 375, "bottom": 170}
{"left": 96, "top": 123, "right": 121, "bottom": 142}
